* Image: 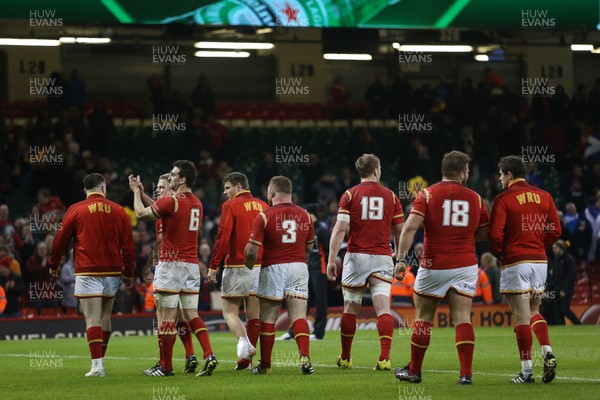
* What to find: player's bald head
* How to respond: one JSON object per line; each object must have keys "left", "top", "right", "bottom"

{"left": 355, "top": 154, "right": 380, "bottom": 178}
{"left": 269, "top": 176, "right": 292, "bottom": 194}
{"left": 441, "top": 151, "right": 470, "bottom": 179}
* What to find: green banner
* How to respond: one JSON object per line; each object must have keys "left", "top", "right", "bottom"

{"left": 4, "top": 0, "right": 599, "bottom": 29}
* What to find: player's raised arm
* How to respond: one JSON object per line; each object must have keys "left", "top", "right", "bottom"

{"left": 129, "top": 174, "right": 156, "bottom": 220}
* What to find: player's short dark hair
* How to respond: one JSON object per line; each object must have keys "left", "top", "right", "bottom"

{"left": 83, "top": 173, "right": 105, "bottom": 190}
{"left": 355, "top": 154, "right": 380, "bottom": 178}
{"left": 223, "top": 172, "right": 249, "bottom": 190}
{"left": 37, "top": 188, "right": 50, "bottom": 197}
{"left": 269, "top": 176, "right": 292, "bottom": 194}
{"left": 498, "top": 155, "right": 526, "bottom": 179}
{"left": 173, "top": 160, "right": 197, "bottom": 188}
{"left": 441, "top": 151, "right": 471, "bottom": 178}
{"left": 158, "top": 173, "right": 169, "bottom": 182}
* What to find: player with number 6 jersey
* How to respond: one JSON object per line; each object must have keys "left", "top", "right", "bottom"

{"left": 327, "top": 154, "right": 404, "bottom": 371}
{"left": 394, "top": 151, "right": 489, "bottom": 385}
{"left": 130, "top": 160, "right": 217, "bottom": 378}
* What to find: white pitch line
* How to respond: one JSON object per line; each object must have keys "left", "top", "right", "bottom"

{"left": 2, "top": 353, "right": 599, "bottom": 382}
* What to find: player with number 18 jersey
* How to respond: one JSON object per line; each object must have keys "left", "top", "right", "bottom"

{"left": 411, "top": 181, "right": 489, "bottom": 273}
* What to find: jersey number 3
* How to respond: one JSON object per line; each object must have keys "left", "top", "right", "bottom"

{"left": 360, "top": 196, "right": 384, "bottom": 220}
{"left": 442, "top": 200, "right": 469, "bottom": 227}
{"left": 282, "top": 220, "right": 297, "bottom": 243}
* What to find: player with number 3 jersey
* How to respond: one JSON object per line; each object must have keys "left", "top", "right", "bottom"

{"left": 394, "top": 151, "right": 489, "bottom": 385}
{"left": 327, "top": 154, "right": 404, "bottom": 372}
{"left": 244, "top": 176, "right": 315, "bottom": 375}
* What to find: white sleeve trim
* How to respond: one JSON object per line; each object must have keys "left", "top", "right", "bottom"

{"left": 337, "top": 213, "right": 350, "bottom": 223}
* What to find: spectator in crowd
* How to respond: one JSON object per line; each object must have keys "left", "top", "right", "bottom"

{"left": 191, "top": 74, "right": 216, "bottom": 121}
{"left": 571, "top": 84, "right": 588, "bottom": 120}
{"left": 47, "top": 71, "right": 67, "bottom": 117}
{"left": 66, "top": 69, "right": 86, "bottom": 110}
{"left": 0, "top": 204, "right": 24, "bottom": 253}
{"left": 472, "top": 267, "right": 493, "bottom": 305}
{"left": 0, "top": 251, "right": 23, "bottom": 318}
{"left": 563, "top": 202, "right": 580, "bottom": 235}
{"left": 147, "top": 74, "right": 168, "bottom": 115}
{"left": 26, "top": 241, "right": 57, "bottom": 315}
{"left": 365, "top": 73, "right": 388, "bottom": 118}
{"left": 0, "top": 244, "right": 22, "bottom": 276}
{"left": 58, "top": 248, "right": 77, "bottom": 314}
{"left": 36, "top": 188, "right": 66, "bottom": 216}
{"left": 330, "top": 76, "right": 351, "bottom": 119}
{"left": 551, "top": 240, "right": 581, "bottom": 325}
{"left": 87, "top": 100, "right": 115, "bottom": 156}
{"left": 390, "top": 270, "right": 415, "bottom": 306}
{"left": 389, "top": 72, "right": 413, "bottom": 117}
{"left": 480, "top": 252, "right": 501, "bottom": 303}
{"left": 562, "top": 165, "right": 585, "bottom": 211}
{"left": 584, "top": 191, "right": 600, "bottom": 263}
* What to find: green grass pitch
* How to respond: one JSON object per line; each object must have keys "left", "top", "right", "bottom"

{"left": 1, "top": 326, "right": 598, "bottom": 400}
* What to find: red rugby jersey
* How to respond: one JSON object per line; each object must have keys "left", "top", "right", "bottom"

{"left": 151, "top": 192, "right": 202, "bottom": 263}
{"left": 411, "top": 181, "right": 489, "bottom": 270}
{"left": 488, "top": 179, "right": 561, "bottom": 268}
{"left": 210, "top": 191, "right": 269, "bottom": 270}
{"left": 248, "top": 203, "right": 314, "bottom": 268}
{"left": 338, "top": 181, "right": 404, "bottom": 256}
{"left": 50, "top": 193, "right": 135, "bottom": 277}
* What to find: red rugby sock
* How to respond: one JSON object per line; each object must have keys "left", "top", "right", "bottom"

{"left": 189, "top": 317, "right": 213, "bottom": 358}
{"left": 514, "top": 325, "right": 532, "bottom": 360}
{"left": 259, "top": 323, "right": 276, "bottom": 368}
{"left": 177, "top": 320, "right": 195, "bottom": 358}
{"left": 410, "top": 320, "right": 432, "bottom": 375}
{"left": 377, "top": 313, "right": 394, "bottom": 361}
{"left": 86, "top": 326, "right": 103, "bottom": 360}
{"left": 455, "top": 323, "right": 475, "bottom": 377}
{"left": 530, "top": 314, "right": 551, "bottom": 346}
{"left": 293, "top": 318, "right": 311, "bottom": 358}
{"left": 340, "top": 313, "right": 356, "bottom": 360}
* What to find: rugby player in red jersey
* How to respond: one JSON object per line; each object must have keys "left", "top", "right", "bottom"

{"left": 208, "top": 172, "right": 268, "bottom": 370}
{"left": 136, "top": 173, "right": 199, "bottom": 374}
{"left": 130, "top": 160, "right": 217, "bottom": 377}
{"left": 244, "top": 176, "right": 315, "bottom": 374}
{"left": 50, "top": 173, "right": 135, "bottom": 377}
{"left": 327, "top": 154, "right": 404, "bottom": 371}
{"left": 393, "top": 151, "right": 489, "bottom": 385}
{"left": 488, "top": 155, "right": 561, "bottom": 384}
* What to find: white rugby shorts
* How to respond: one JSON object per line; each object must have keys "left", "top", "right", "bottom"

{"left": 221, "top": 266, "right": 260, "bottom": 298}
{"left": 413, "top": 265, "right": 478, "bottom": 299}
{"left": 257, "top": 263, "right": 308, "bottom": 301}
{"left": 154, "top": 261, "right": 200, "bottom": 295}
{"left": 74, "top": 276, "right": 121, "bottom": 298}
{"left": 500, "top": 262, "right": 547, "bottom": 294}
{"left": 341, "top": 252, "right": 394, "bottom": 289}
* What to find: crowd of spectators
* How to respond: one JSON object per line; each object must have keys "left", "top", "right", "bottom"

{"left": 0, "top": 68, "right": 599, "bottom": 319}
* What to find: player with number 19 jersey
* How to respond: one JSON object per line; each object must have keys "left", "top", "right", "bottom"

{"left": 411, "top": 181, "right": 489, "bottom": 270}
{"left": 338, "top": 181, "right": 404, "bottom": 256}
{"left": 151, "top": 192, "right": 202, "bottom": 264}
